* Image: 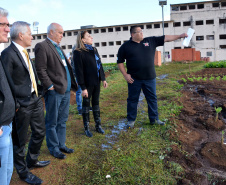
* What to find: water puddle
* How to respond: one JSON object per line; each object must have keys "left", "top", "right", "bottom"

{"left": 102, "top": 92, "right": 145, "bottom": 150}
{"left": 156, "top": 74, "right": 168, "bottom": 80}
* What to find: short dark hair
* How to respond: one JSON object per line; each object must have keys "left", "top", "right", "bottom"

{"left": 130, "top": 26, "right": 141, "bottom": 35}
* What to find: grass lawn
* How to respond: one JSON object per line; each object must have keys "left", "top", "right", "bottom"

{"left": 10, "top": 61, "right": 206, "bottom": 185}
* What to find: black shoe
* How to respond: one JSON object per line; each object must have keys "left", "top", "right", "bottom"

{"left": 150, "top": 119, "right": 165, "bottom": 125}
{"left": 51, "top": 151, "right": 66, "bottom": 159}
{"left": 85, "top": 130, "right": 93, "bottom": 137}
{"left": 78, "top": 109, "right": 82, "bottom": 115}
{"left": 20, "top": 172, "right": 43, "bottom": 185}
{"left": 27, "top": 160, "right": 50, "bottom": 169}
{"left": 96, "top": 125, "right": 105, "bottom": 134}
{"left": 60, "top": 147, "right": 74, "bottom": 154}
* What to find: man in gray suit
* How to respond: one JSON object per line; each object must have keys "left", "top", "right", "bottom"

{"left": 35, "top": 23, "right": 77, "bottom": 159}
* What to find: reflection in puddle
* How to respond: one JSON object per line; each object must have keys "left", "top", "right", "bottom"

{"left": 102, "top": 93, "right": 145, "bottom": 150}
{"left": 157, "top": 74, "right": 168, "bottom": 80}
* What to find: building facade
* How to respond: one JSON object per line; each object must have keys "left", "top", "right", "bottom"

{"left": 3, "top": 0, "right": 226, "bottom": 63}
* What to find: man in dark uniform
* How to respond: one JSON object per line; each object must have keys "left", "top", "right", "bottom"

{"left": 117, "top": 26, "right": 187, "bottom": 128}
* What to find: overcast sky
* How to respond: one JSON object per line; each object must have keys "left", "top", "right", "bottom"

{"left": 1, "top": 0, "right": 214, "bottom": 34}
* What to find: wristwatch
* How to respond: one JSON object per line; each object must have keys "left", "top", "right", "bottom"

{"left": 0, "top": 126, "right": 3, "bottom": 132}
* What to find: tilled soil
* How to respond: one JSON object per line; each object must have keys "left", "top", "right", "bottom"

{"left": 167, "top": 68, "right": 226, "bottom": 185}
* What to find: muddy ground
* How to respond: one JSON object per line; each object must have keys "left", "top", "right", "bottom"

{"left": 167, "top": 68, "right": 226, "bottom": 185}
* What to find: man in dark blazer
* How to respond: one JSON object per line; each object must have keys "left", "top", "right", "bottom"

{"left": 35, "top": 23, "right": 77, "bottom": 160}
{"left": 1, "top": 21, "right": 50, "bottom": 185}
{"left": 0, "top": 7, "right": 15, "bottom": 185}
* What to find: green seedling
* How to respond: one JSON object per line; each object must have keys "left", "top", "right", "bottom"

{"left": 216, "top": 76, "right": 221, "bottom": 81}
{"left": 222, "top": 76, "right": 226, "bottom": 81}
{"left": 215, "top": 107, "right": 222, "bottom": 122}
{"left": 181, "top": 78, "right": 187, "bottom": 83}
{"left": 209, "top": 76, "right": 215, "bottom": 81}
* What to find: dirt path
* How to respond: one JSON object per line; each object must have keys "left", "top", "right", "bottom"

{"left": 168, "top": 68, "right": 226, "bottom": 184}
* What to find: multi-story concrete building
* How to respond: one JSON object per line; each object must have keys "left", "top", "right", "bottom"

{"left": 2, "top": 0, "right": 226, "bottom": 63}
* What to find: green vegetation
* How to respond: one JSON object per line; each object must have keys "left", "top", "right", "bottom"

{"left": 13, "top": 61, "right": 207, "bottom": 185}
{"left": 204, "top": 60, "right": 226, "bottom": 68}
{"left": 215, "top": 107, "right": 222, "bottom": 122}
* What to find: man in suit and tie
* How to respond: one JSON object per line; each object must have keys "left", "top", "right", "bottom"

{"left": 35, "top": 23, "right": 77, "bottom": 159}
{"left": 1, "top": 21, "right": 50, "bottom": 185}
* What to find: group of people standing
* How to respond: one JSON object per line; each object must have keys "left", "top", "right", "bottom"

{"left": 0, "top": 6, "right": 188, "bottom": 185}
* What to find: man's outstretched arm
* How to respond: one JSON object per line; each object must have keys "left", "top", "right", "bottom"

{"left": 164, "top": 33, "right": 188, "bottom": 42}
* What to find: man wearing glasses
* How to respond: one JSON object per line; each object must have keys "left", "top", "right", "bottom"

{"left": 117, "top": 26, "right": 187, "bottom": 128}
{"left": 0, "top": 7, "right": 15, "bottom": 185}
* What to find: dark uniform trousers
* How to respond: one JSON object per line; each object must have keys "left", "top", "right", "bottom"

{"left": 13, "top": 92, "right": 45, "bottom": 178}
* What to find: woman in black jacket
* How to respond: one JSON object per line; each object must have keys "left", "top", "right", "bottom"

{"left": 73, "top": 31, "right": 108, "bottom": 137}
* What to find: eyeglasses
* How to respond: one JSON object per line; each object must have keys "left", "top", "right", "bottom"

{"left": 134, "top": 30, "right": 143, "bottom": 34}
{"left": 0, "top": 23, "right": 11, "bottom": 28}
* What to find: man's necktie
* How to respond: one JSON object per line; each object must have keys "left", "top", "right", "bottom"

{"left": 23, "top": 49, "right": 38, "bottom": 96}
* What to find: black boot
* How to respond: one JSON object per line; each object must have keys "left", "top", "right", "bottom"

{"left": 93, "top": 105, "right": 105, "bottom": 134}
{"left": 82, "top": 107, "right": 93, "bottom": 137}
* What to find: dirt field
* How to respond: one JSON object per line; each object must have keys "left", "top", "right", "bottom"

{"left": 168, "top": 68, "right": 226, "bottom": 184}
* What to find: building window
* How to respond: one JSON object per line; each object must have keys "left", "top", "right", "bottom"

{"left": 109, "top": 41, "right": 114, "bottom": 46}
{"left": 37, "top": 35, "right": 41, "bottom": 39}
{"left": 206, "top": 20, "right": 214, "bottom": 24}
{"left": 183, "top": 21, "right": 191, "bottom": 26}
{"left": 197, "top": 4, "right": 204, "bottom": 9}
{"left": 101, "top": 42, "right": 107, "bottom": 46}
{"left": 102, "top": 55, "right": 107, "bottom": 58}
{"left": 196, "top": 36, "right": 204, "bottom": 41}
{"left": 27, "top": 49, "right": 31, "bottom": 53}
{"left": 220, "top": 45, "right": 226, "bottom": 49}
{"left": 212, "top": 3, "right": 219, "bottom": 7}
{"left": 94, "top": 43, "right": 99, "bottom": 47}
{"left": 220, "top": 35, "right": 226, "bottom": 39}
{"left": 74, "top": 31, "right": 78, "bottom": 35}
{"left": 116, "top": 41, "right": 121, "bottom": 45}
{"left": 63, "top": 33, "right": 65, "bottom": 37}
{"left": 189, "top": 5, "right": 195, "bottom": 9}
{"left": 207, "top": 52, "right": 212, "bottom": 56}
{"left": 146, "top": 24, "right": 152, "bottom": 29}
{"left": 206, "top": 35, "right": 214, "bottom": 40}
{"left": 87, "top": 30, "right": 91, "bottom": 34}
{"left": 108, "top": 28, "right": 113, "bottom": 32}
{"left": 222, "top": 2, "right": 226, "bottom": 7}
{"left": 174, "top": 47, "right": 181, "bottom": 49}
{"left": 123, "top": 26, "right": 128, "bottom": 31}
{"left": 101, "top": 29, "right": 106, "bottom": 33}
{"left": 67, "top": 32, "right": 72, "bottom": 36}
{"left": 164, "top": 23, "right": 168, "bottom": 27}
{"left": 94, "top": 29, "right": 99, "bottom": 33}
{"left": 109, "top": 54, "right": 114, "bottom": 58}
{"left": 68, "top": 45, "right": 72, "bottom": 49}
{"left": 220, "top": 19, "right": 226, "bottom": 24}
{"left": 62, "top": 45, "right": 66, "bottom": 49}
{"left": 115, "top": 27, "right": 121, "bottom": 31}
{"left": 196, "top": 20, "right": 203, "bottom": 25}
{"left": 174, "top": 22, "right": 181, "bottom": 27}
{"left": 43, "top": 35, "right": 47, "bottom": 39}
{"left": 180, "top": 6, "right": 187, "bottom": 10}
{"left": 172, "top": 6, "right": 179, "bottom": 11}
{"left": 32, "top": 48, "right": 35, "bottom": 52}
{"left": 154, "top": 24, "right": 160, "bottom": 28}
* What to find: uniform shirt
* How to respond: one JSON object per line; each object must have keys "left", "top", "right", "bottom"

{"left": 117, "top": 36, "right": 165, "bottom": 80}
